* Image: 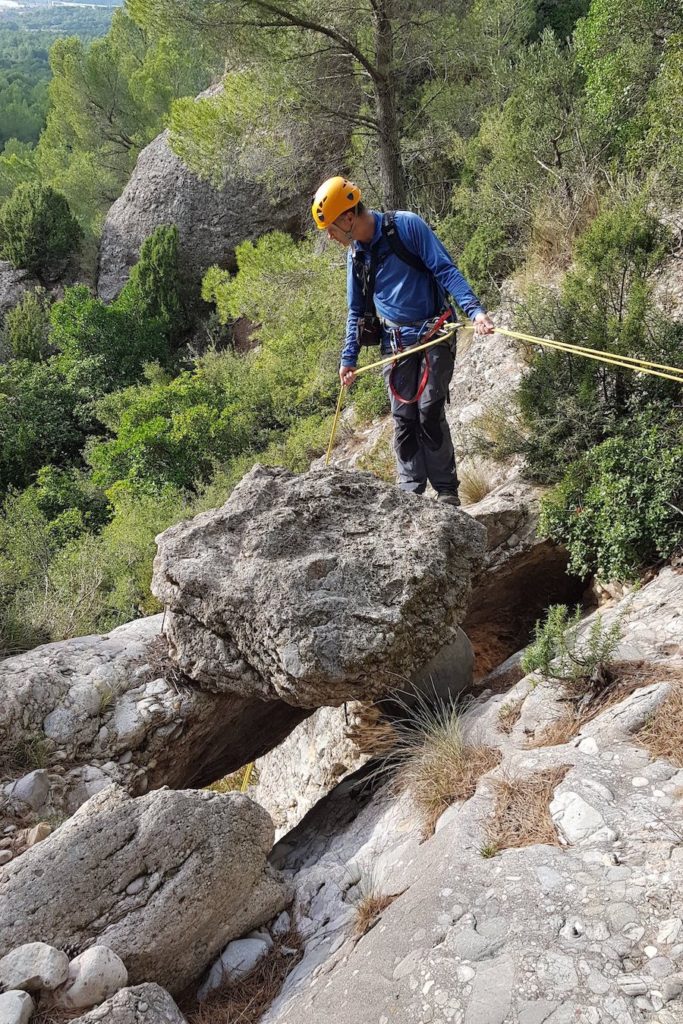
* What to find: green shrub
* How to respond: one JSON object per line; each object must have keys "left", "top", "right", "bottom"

{"left": 2, "top": 288, "right": 51, "bottom": 362}
{"left": 538, "top": 413, "right": 683, "bottom": 581}
{"left": 521, "top": 603, "right": 623, "bottom": 685}
{"left": 117, "top": 225, "right": 188, "bottom": 341}
{"left": 0, "top": 182, "right": 81, "bottom": 277}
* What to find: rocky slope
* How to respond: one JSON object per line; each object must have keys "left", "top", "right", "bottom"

{"left": 262, "top": 569, "right": 683, "bottom": 1024}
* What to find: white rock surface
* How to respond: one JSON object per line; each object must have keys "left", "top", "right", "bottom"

{"left": 0, "top": 942, "right": 69, "bottom": 992}
{"left": 0, "top": 991, "right": 34, "bottom": 1024}
{"left": 3, "top": 772, "right": 50, "bottom": 813}
{"left": 198, "top": 937, "right": 270, "bottom": 1000}
{"left": 55, "top": 947, "right": 128, "bottom": 1010}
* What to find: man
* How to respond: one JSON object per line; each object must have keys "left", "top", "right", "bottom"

{"left": 312, "top": 176, "right": 495, "bottom": 506}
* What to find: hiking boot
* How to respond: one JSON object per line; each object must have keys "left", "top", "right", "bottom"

{"left": 437, "top": 491, "right": 461, "bottom": 507}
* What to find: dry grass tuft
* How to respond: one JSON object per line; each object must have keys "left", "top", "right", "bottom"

{"left": 185, "top": 932, "right": 303, "bottom": 1024}
{"left": 353, "top": 891, "right": 398, "bottom": 936}
{"left": 524, "top": 663, "right": 683, "bottom": 750}
{"left": 145, "top": 633, "right": 194, "bottom": 690}
{"left": 638, "top": 673, "right": 683, "bottom": 768}
{"left": 346, "top": 702, "right": 400, "bottom": 757}
{"left": 497, "top": 697, "right": 525, "bottom": 734}
{"left": 377, "top": 691, "right": 501, "bottom": 837}
{"left": 458, "top": 459, "right": 498, "bottom": 506}
{"left": 483, "top": 766, "right": 569, "bottom": 856}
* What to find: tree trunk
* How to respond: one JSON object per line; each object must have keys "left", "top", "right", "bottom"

{"left": 372, "top": 0, "right": 407, "bottom": 209}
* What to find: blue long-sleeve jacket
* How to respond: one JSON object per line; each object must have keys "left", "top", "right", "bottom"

{"left": 341, "top": 210, "right": 486, "bottom": 367}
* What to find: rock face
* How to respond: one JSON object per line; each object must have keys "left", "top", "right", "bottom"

{"left": 0, "top": 785, "right": 290, "bottom": 995}
{"left": 0, "top": 615, "right": 307, "bottom": 815}
{"left": 255, "top": 629, "right": 475, "bottom": 838}
{"left": 0, "top": 262, "right": 40, "bottom": 326}
{"left": 260, "top": 568, "right": 683, "bottom": 1024}
{"left": 152, "top": 465, "right": 486, "bottom": 707}
{"left": 464, "top": 476, "right": 585, "bottom": 677}
{"left": 97, "top": 131, "right": 305, "bottom": 302}
{"left": 69, "top": 984, "right": 187, "bottom": 1024}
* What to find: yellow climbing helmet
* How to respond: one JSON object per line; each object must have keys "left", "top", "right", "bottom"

{"left": 311, "top": 176, "right": 361, "bottom": 230}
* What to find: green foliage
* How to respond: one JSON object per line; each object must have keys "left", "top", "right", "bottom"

{"left": 538, "top": 413, "right": 683, "bottom": 581}
{"left": 35, "top": 9, "right": 215, "bottom": 234}
{"left": 0, "top": 181, "right": 81, "bottom": 277}
{"left": 1, "top": 288, "right": 51, "bottom": 362}
{"left": 51, "top": 284, "right": 170, "bottom": 398}
{"left": 521, "top": 603, "right": 623, "bottom": 684}
{"left": 516, "top": 199, "right": 679, "bottom": 482}
{"left": 117, "top": 225, "right": 187, "bottom": 339}
{"left": 0, "top": 359, "right": 83, "bottom": 491}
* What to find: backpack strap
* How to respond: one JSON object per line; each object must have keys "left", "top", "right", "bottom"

{"left": 382, "top": 211, "right": 429, "bottom": 274}
{"left": 351, "top": 245, "right": 378, "bottom": 317}
{"left": 382, "top": 211, "right": 445, "bottom": 312}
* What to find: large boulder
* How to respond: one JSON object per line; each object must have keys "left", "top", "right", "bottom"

{"left": 0, "top": 785, "right": 290, "bottom": 995}
{"left": 0, "top": 616, "right": 308, "bottom": 816}
{"left": 152, "top": 465, "right": 487, "bottom": 707}
{"left": 96, "top": 130, "right": 305, "bottom": 303}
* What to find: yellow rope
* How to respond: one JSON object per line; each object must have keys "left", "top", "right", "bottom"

{"left": 323, "top": 322, "right": 683, "bottom": 463}
{"left": 240, "top": 762, "right": 254, "bottom": 793}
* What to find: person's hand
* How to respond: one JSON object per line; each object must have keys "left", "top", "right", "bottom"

{"left": 473, "top": 312, "right": 495, "bottom": 336}
{"left": 339, "top": 365, "right": 357, "bottom": 387}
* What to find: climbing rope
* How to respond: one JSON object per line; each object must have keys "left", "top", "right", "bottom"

{"left": 324, "top": 323, "right": 683, "bottom": 464}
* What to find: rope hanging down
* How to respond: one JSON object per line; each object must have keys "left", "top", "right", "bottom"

{"left": 325, "top": 323, "right": 683, "bottom": 465}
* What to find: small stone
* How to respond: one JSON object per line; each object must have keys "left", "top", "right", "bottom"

{"left": 577, "top": 737, "right": 598, "bottom": 755}
{"left": 55, "top": 946, "right": 128, "bottom": 1010}
{"left": 25, "top": 823, "right": 51, "bottom": 848}
{"left": 549, "top": 792, "right": 606, "bottom": 843}
{"left": 616, "top": 974, "right": 647, "bottom": 996}
{"left": 270, "top": 911, "right": 291, "bottom": 938}
{"left": 644, "top": 945, "right": 658, "bottom": 958}
{"left": 125, "top": 877, "right": 145, "bottom": 896}
{"left": 4, "top": 770, "right": 50, "bottom": 812}
{"left": 634, "top": 996, "right": 654, "bottom": 1011}
{"left": 662, "top": 973, "right": 683, "bottom": 1002}
{"left": 198, "top": 938, "right": 270, "bottom": 1000}
{"left": 658, "top": 919, "right": 682, "bottom": 945}
{"left": 0, "top": 942, "right": 69, "bottom": 993}
{"left": 647, "top": 957, "right": 674, "bottom": 979}
{"left": 0, "top": 991, "right": 34, "bottom": 1024}
{"left": 0, "top": 851, "right": 12, "bottom": 866}
{"left": 631, "top": 777, "right": 649, "bottom": 788}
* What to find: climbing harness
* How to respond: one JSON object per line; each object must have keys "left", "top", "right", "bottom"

{"left": 386, "top": 309, "right": 454, "bottom": 406}
{"left": 324, "top": 322, "right": 683, "bottom": 465}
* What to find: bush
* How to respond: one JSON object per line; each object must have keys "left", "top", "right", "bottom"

{"left": 0, "top": 182, "right": 81, "bottom": 277}
{"left": 521, "top": 602, "right": 623, "bottom": 685}
{"left": 2, "top": 288, "right": 51, "bottom": 362}
{"left": 516, "top": 201, "right": 679, "bottom": 482}
{"left": 117, "top": 225, "right": 188, "bottom": 341}
{"left": 538, "top": 413, "right": 683, "bottom": 580}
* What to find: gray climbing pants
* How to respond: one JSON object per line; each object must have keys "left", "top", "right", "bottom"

{"left": 381, "top": 336, "right": 458, "bottom": 495}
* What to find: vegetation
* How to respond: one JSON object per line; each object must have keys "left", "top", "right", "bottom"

{"left": 0, "top": 181, "right": 81, "bottom": 277}
{"left": 482, "top": 767, "right": 568, "bottom": 857}
{"left": 0, "top": 0, "right": 681, "bottom": 656}
{"left": 520, "top": 603, "right": 623, "bottom": 686}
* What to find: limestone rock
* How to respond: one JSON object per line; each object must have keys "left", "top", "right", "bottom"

{"left": 55, "top": 947, "right": 128, "bottom": 1010}
{"left": 0, "top": 991, "right": 33, "bottom": 1024}
{"left": 3, "top": 771, "right": 50, "bottom": 812}
{"left": 0, "top": 615, "right": 306, "bottom": 809}
{"left": 68, "top": 984, "right": 186, "bottom": 1024}
{"left": 198, "top": 937, "right": 270, "bottom": 1000}
{"left": 0, "top": 942, "right": 69, "bottom": 993}
{"left": 0, "top": 263, "right": 39, "bottom": 325}
{"left": 97, "top": 130, "right": 305, "bottom": 303}
{"left": 152, "top": 465, "right": 486, "bottom": 706}
{"left": 256, "top": 567, "right": 683, "bottom": 1024}
{"left": 0, "top": 785, "right": 290, "bottom": 995}
{"left": 255, "top": 629, "right": 475, "bottom": 838}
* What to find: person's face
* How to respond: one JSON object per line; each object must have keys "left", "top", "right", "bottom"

{"left": 326, "top": 209, "right": 355, "bottom": 246}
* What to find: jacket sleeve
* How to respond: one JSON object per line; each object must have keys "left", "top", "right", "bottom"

{"left": 400, "top": 213, "right": 486, "bottom": 321}
{"left": 340, "top": 250, "right": 363, "bottom": 367}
